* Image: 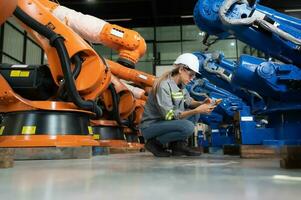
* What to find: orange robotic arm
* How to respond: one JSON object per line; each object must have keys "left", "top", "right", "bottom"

{"left": 106, "top": 59, "right": 156, "bottom": 87}
{"left": 6, "top": 0, "right": 112, "bottom": 117}
{"left": 0, "top": 0, "right": 148, "bottom": 149}
{"left": 0, "top": 0, "right": 17, "bottom": 25}
{"left": 99, "top": 23, "right": 146, "bottom": 68}
{"left": 39, "top": 0, "right": 146, "bottom": 68}
{"left": 4, "top": 0, "right": 151, "bottom": 122}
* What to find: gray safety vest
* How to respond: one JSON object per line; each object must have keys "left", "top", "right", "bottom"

{"left": 140, "top": 76, "right": 192, "bottom": 129}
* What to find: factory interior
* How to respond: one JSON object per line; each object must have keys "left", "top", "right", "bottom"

{"left": 0, "top": 0, "right": 301, "bottom": 199}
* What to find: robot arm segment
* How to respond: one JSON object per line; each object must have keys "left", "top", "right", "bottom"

{"left": 52, "top": 5, "right": 107, "bottom": 44}
{"left": 232, "top": 55, "right": 301, "bottom": 101}
{"left": 195, "top": 51, "right": 301, "bottom": 102}
{"left": 98, "top": 23, "right": 147, "bottom": 68}
{"left": 106, "top": 59, "right": 155, "bottom": 87}
{"left": 202, "top": 52, "right": 233, "bottom": 83}
{"left": 219, "top": 0, "right": 301, "bottom": 46}
{"left": 194, "top": 52, "right": 235, "bottom": 86}
{"left": 0, "top": 0, "right": 17, "bottom": 24}
{"left": 50, "top": 3, "right": 146, "bottom": 68}
{"left": 188, "top": 79, "right": 245, "bottom": 117}
{"left": 194, "top": 0, "right": 301, "bottom": 66}
{"left": 219, "top": 0, "right": 257, "bottom": 26}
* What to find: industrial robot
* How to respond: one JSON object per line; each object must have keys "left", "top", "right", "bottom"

{"left": 0, "top": 0, "right": 155, "bottom": 149}
{"left": 191, "top": 0, "right": 301, "bottom": 146}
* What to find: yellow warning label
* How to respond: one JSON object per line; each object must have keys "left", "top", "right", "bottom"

{"left": 93, "top": 134, "right": 100, "bottom": 140}
{"left": 10, "top": 70, "right": 30, "bottom": 77}
{"left": 21, "top": 126, "right": 36, "bottom": 135}
{"left": 88, "top": 126, "right": 93, "bottom": 135}
{"left": 0, "top": 126, "right": 5, "bottom": 135}
{"left": 20, "top": 71, "right": 30, "bottom": 77}
{"left": 10, "top": 70, "right": 21, "bottom": 77}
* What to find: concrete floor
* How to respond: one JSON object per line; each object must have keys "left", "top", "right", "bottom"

{"left": 0, "top": 153, "right": 301, "bottom": 200}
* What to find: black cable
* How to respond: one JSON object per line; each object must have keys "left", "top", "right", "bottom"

{"left": 108, "top": 84, "right": 122, "bottom": 126}
{"left": 127, "top": 112, "right": 138, "bottom": 132}
{"left": 72, "top": 54, "right": 82, "bottom": 80}
{"left": 202, "top": 33, "right": 218, "bottom": 51}
{"left": 58, "top": 54, "right": 82, "bottom": 100}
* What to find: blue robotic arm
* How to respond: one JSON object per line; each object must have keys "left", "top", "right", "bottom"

{"left": 190, "top": 51, "right": 301, "bottom": 145}
{"left": 232, "top": 55, "right": 301, "bottom": 102}
{"left": 187, "top": 78, "right": 246, "bottom": 147}
{"left": 194, "top": 52, "right": 301, "bottom": 113}
{"left": 192, "top": 0, "right": 301, "bottom": 145}
{"left": 189, "top": 52, "right": 301, "bottom": 145}
{"left": 188, "top": 78, "right": 246, "bottom": 118}
{"left": 194, "top": 0, "right": 301, "bottom": 66}
{"left": 194, "top": 52, "right": 301, "bottom": 106}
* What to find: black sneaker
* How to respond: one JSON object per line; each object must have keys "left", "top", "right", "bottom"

{"left": 170, "top": 140, "right": 201, "bottom": 156}
{"left": 145, "top": 138, "right": 171, "bottom": 157}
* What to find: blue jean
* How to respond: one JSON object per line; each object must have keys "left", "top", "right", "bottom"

{"left": 140, "top": 119, "right": 195, "bottom": 145}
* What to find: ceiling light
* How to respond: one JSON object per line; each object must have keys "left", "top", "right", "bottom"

{"left": 284, "top": 9, "right": 301, "bottom": 13}
{"left": 181, "top": 15, "right": 193, "bottom": 18}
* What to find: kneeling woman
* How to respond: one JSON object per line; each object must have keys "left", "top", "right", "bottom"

{"left": 140, "top": 53, "right": 215, "bottom": 157}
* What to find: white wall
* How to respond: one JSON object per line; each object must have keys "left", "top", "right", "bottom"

{"left": 156, "top": 65, "right": 173, "bottom": 77}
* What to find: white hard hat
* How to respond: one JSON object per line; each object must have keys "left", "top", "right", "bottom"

{"left": 174, "top": 53, "right": 200, "bottom": 74}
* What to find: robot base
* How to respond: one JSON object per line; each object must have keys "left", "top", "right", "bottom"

{"left": 92, "top": 120, "right": 144, "bottom": 149}
{"left": 0, "top": 111, "right": 98, "bottom": 147}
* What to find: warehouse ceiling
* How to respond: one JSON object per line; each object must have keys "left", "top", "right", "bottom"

{"left": 57, "top": 0, "right": 301, "bottom": 27}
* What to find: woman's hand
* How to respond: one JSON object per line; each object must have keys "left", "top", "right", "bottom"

{"left": 194, "top": 103, "right": 215, "bottom": 115}
{"left": 201, "top": 97, "right": 214, "bottom": 105}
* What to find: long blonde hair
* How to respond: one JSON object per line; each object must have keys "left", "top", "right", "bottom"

{"left": 152, "top": 64, "right": 186, "bottom": 97}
